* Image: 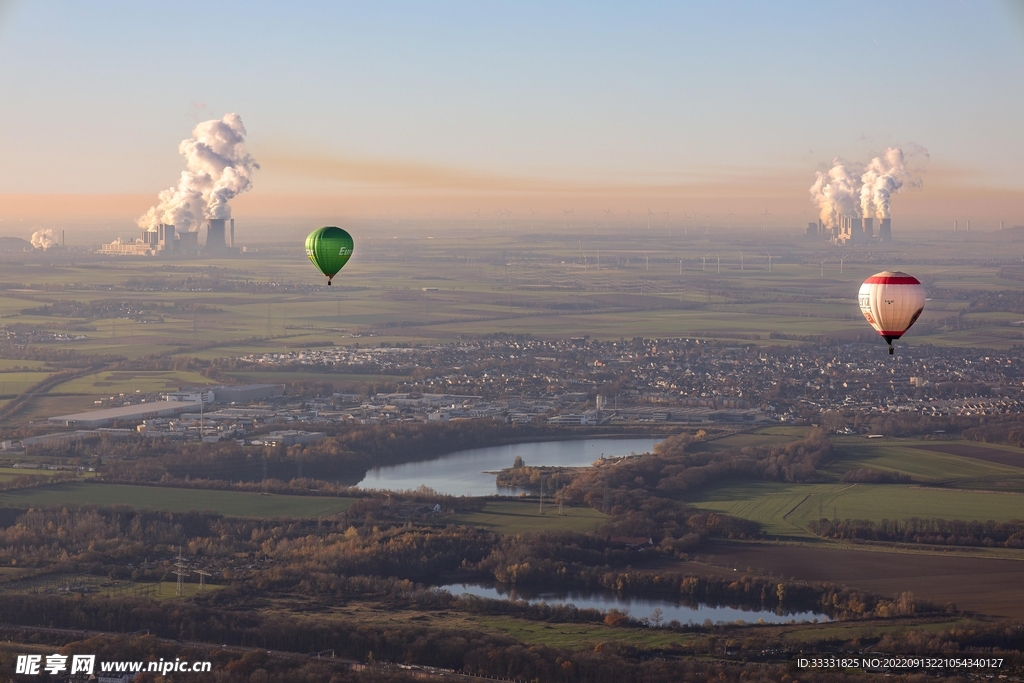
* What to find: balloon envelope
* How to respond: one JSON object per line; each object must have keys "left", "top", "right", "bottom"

{"left": 305, "top": 227, "right": 353, "bottom": 284}
{"left": 858, "top": 271, "right": 925, "bottom": 351}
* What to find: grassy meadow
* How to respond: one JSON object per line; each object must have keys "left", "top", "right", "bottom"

{"left": 448, "top": 499, "right": 607, "bottom": 533}
{"left": 684, "top": 436, "right": 1024, "bottom": 537}
{"left": 0, "top": 482, "right": 355, "bottom": 519}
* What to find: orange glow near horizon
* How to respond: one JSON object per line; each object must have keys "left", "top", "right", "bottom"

{"left": 1, "top": 158, "right": 1022, "bottom": 233}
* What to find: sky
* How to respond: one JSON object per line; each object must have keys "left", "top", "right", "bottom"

{"left": 1, "top": 0, "right": 1023, "bottom": 239}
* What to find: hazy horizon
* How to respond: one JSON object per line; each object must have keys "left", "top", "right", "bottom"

{"left": 2, "top": 1, "right": 1023, "bottom": 241}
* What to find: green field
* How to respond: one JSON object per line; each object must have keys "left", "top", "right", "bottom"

{"left": 448, "top": 500, "right": 607, "bottom": 533}
{"left": 0, "top": 467, "right": 95, "bottom": 483}
{"left": 0, "top": 371, "right": 57, "bottom": 395}
{"left": 0, "top": 231, "right": 1021, "bottom": 353}
{"left": 0, "top": 483, "right": 355, "bottom": 518}
{"left": 828, "top": 438, "right": 1024, "bottom": 482}
{"left": 477, "top": 616, "right": 692, "bottom": 649}
{"left": 684, "top": 437, "right": 1024, "bottom": 537}
{"left": 688, "top": 480, "right": 1024, "bottom": 537}
{"left": 693, "top": 427, "right": 811, "bottom": 453}
{"left": 119, "top": 580, "right": 224, "bottom": 601}
{"left": 55, "top": 370, "right": 217, "bottom": 395}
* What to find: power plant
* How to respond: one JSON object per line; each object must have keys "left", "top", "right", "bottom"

{"left": 807, "top": 146, "right": 923, "bottom": 245}
{"left": 805, "top": 214, "right": 893, "bottom": 244}
{"left": 98, "top": 218, "right": 237, "bottom": 257}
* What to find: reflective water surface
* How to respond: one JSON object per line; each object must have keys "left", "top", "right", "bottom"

{"left": 357, "top": 437, "right": 661, "bottom": 496}
{"left": 439, "top": 583, "right": 830, "bottom": 625}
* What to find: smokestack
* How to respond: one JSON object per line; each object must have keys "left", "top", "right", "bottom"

{"left": 1001, "top": 220, "right": 1005, "bottom": 231}
{"left": 863, "top": 217, "right": 873, "bottom": 238}
{"left": 879, "top": 218, "right": 891, "bottom": 241}
{"left": 967, "top": 220, "right": 971, "bottom": 232}
{"left": 954, "top": 220, "right": 958, "bottom": 233}
{"left": 62, "top": 230, "right": 65, "bottom": 247}
{"left": 229, "top": 219, "right": 235, "bottom": 248}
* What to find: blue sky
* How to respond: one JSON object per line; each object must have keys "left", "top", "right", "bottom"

{"left": 1, "top": 0, "right": 1022, "bottom": 229}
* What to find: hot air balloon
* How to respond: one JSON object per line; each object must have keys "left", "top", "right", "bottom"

{"left": 858, "top": 271, "right": 925, "bottom": 354}
{"left": 305, "top": 227, "right": 353, "bottom": 285}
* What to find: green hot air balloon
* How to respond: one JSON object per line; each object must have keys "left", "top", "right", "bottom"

{"left": 305, "top": 227, "right": 353, "bottom": 285}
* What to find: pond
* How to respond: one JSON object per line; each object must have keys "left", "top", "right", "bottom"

{"left": 439, "top": 582, "right": 831, "bottom": 625}
{"left": 357, "top": 437, "right": 661, "bottom": 497}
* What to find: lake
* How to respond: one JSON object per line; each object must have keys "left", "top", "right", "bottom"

{"left": 439, "top": 582, "right": 830, "bottom": 625}
{"left": 357, "top": 437, "right": 661, "bottom": 497}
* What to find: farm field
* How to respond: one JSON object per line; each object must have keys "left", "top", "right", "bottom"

{"left": 828, "top": 437, "right": 1024, "bottom": 482}
{"left": 683, "top": 437, "right": 1024, "bottom": 543}
{"left": 0, "top": 467, "right": 93, "bottom": 483}
{"left": 686, "top": 480, "right": 1024, "bottom": 537}
{"left": 54, "top": 370, "right": 216, "bottom": 396}
{"left": 447, "top": 500, "right": 606, "bottom": 533}
{"left": 0, "top": 371, "right": 57, "bottom": 395}
{"left": 0, "top": 483, "right": 355, "bottom": 518}
{"left": 0, "top": 232, "right": 1022, "bottom": 352}
{"left": 692, "top": 427, "right": 810, "bottom": 453}
{"left": 684, "top": 541, "right": 1024, "bottom": 620}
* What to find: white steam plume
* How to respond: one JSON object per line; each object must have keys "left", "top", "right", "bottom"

{"left": 30, "top": 229, "right": 58, "bottom": 250}
{"left": 858, "top": 146, "right": 928, "bottom": 219}
{"left": 810, "top": 145, "right": 928, "bottom": 228}
{"left": 137, "top": 113, "right": 258, "bottom": 232}
{"left": 809, "top": 158, "right": 861, "bottom": 229}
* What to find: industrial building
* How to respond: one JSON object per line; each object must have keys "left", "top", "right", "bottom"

{"left": 214, "top": 383, "right": 282, "bottom": 404}
{"left": 49, "top": 401, "right": 203, "bottom": 428}
{"left": 98, "top": 218, "right": 235, "bottom": 257}
{"left": 805, "top": 215, "right": 893, "bottom": 244}
{"left": 262, "top": 430, "right": 325, "bottom": 447}
{"left": 165, "top": 384, "right": 283, "bottom": 405}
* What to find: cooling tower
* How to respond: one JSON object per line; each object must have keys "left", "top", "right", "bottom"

{"left": 205, "top": 219, "right": 227, "bottom": 253}
{"left": 863, "top": 217, "right": 874, "bottom": 238}
{"left": 879, "top": 218, "right": 891, "bottom": 241}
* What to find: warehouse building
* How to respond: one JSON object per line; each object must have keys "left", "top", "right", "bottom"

{"left": 48, "top": 401, "right": 203, "bottom": 429}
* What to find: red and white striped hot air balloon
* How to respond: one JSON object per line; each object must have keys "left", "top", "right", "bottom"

{"left": 858, "top": 271, "right": 925, "bottom": 354}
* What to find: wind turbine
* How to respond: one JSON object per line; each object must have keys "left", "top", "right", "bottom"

{"left": 569, "top": 207, "right": 575, "bottom": 230}
{"left": 529, "top": 208, "right": 538, "bottom": 230}
{"left": 727, "top": 205, "right": 734, "bottom": 232}
{"left": 505, "top": 209, "right": 513, "bottom": 231}
{"left": 766, "top": 252, "right": 772, "bottom": 273}
{"left": 664, "top": 209, "right": 671, "bottom": 236}
{"left": 562, "top": 208, "right": 571, "bottom": 230}
{"left": 763, "top": 208, "right": 771, "bottom": 232}
{"left": 647, "top": 206, "right": 654, "bottom": 230}
{"left": 603, "top": 207, "right": 612, "bottom": 232}
{"left": 820, "top": 257, "right": 828, "bottom": 277}
{"left": 739, "top": 252, "right": 744, "bottom": 271}
{"left": 702, "top": 253, "right": 711, "bottom": 271}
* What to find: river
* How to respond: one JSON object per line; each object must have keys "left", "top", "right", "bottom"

{"left": 357, "top": 437, "right": 661, "bottom": 497}
{"left": 439, "top": 583, "right": 830, "bottom": 625}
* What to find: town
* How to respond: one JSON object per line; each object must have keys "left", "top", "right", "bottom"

{"left": 3, "top": 335, "right": 1018, "bottom": 455}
